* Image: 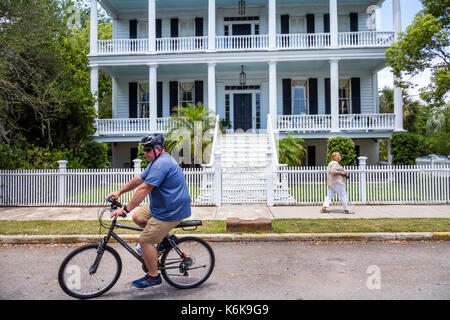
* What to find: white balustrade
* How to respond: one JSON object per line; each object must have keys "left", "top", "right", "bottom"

{"left": 276, "top": 115, "right": 332, "bottom": 131}
{"left": 338, "top": 114, "right": 396, "bottom": 130}
{"left": 215, "top": 35, "right": 269, "bottom": 51}
{"left": 156, "top": 36, "right": 208, "bottom": 53}
{"left": 338, "top": 31, "right": 395, "bottom": 47}
{"left": 276, "top": 33, "right": 331, "bottom": 49}
{"left": 97, "top": 39, "right": 149, "bottom": 54}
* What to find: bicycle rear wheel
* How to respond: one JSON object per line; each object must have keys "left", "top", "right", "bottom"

{"left": 160, "top": 236, "right": 215, "bottom": 289}
{"left": 58, "top": 243, "right": 122, "bottom": 299}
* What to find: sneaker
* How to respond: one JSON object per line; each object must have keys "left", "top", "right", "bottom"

{"left": 132, "top": 274, "right": 162, "bottom": 289}
{"left": 157, "top": 235, "right": 178, "bottom": 253}
{"left": 135, "top": 243, "right": 143, "bottom": 257}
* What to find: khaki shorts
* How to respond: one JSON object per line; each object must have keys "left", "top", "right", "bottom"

{"left": 134, "top": 203, "right": 181, "bottom": 244}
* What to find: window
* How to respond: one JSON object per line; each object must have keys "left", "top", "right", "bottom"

{"left": 256, "top": 93, "right": 261, "bottom": 129}
{"left": 138, "top": 83, "right": 149, "bottom": 118}
{"left": 291, "top": 16, "right": 305, "bottom": 33}
{"left": 180, "top": 19, "right": 195, "bottom": 37}
{"left": 179, "top": 82, "right": 194, "bottom": 108}
{"left": 339, "top": 79, "right": 351, "bottom": 114}
{"left": 292, "top": 80, "right": 308, "bottom": 114}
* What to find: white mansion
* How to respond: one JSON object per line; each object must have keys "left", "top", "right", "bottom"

{"left": 88, "top": 0, "right": 404, "bottom": 168}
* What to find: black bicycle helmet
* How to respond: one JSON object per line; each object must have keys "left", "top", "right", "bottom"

{"left": 140, "top": 133, "right": 165, "bottom": 149}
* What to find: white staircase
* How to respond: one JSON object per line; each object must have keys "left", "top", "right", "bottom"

{"left": 220, "top": 133, "right": 268, "bottom": 204}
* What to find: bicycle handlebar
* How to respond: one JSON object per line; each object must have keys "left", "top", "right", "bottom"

{"left": 106, "top": 196, "right": 127, "bottom": 218}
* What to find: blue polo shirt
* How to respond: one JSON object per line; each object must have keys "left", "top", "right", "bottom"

{"left": 140, "top": 152, "right": 191, "bottom": 222}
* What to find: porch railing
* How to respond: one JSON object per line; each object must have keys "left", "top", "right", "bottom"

{"left": 215, "top": 35, "right": 269, "bottom": 51}
{"left": 277, "top": 115, "right": 332, "bottom": 131}
{"left": 97, "top": 39, "right": 148, "bottom": 54}
{"left": 338, "top": 31, "right": 395, "bottom": 47}
{"left": 156, "top": 36, "right": 208, "bottom": 53}
{"left": 338, "top": 114, "right": 396, "bottom": 131}
{"left": 95, "top": 117, "right": 176, "bottom": 135}
{"left": 277, "top": 33, "right": 331, "bottom": 49}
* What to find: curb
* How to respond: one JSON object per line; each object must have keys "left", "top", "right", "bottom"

{"left": 1, "top": 232, "right": 449, "bottom": 244}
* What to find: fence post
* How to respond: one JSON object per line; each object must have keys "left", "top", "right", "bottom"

{"left": 133, "top": 159, "right": 142, "bottom": 174}
{"left": 358, "top": 156, "right": 368, "bottom": 204}
{"left": 213, "top": 149, "right": 222, "bottom": 207}
{"left": 57, "top": 160, "right": 68, "bottom": 205}
{"left": 266, "top": 145, "right": 274, "bottom": 206}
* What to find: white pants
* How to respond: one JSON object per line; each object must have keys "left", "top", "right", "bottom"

{"left": 322, "top": 183, "right": 349, "bottom": 210}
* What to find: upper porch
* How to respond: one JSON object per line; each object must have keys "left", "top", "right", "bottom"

{"left": 91, "top": 0, "right": 393, "bottom": 56}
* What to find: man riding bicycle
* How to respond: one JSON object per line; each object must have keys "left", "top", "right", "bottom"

{"left": 106, "top": 133, "right": 191, "bottom": 289}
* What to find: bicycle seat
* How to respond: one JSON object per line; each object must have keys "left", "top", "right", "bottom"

{"left": 175, "top": 220, "right": 202, "bottom": 228}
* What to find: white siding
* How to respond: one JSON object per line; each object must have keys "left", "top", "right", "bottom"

{"left": 115, "top": 79, "right": 129, "bottom": 118}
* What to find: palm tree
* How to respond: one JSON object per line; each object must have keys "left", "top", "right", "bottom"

{"left": 165, "top": 102, "right": 216, "bottom": 167}
{"left": 278, "top": 134, "right": 306, "bottom": 166}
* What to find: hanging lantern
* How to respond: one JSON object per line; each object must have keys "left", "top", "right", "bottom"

{"left": 238, "top": 0, "right": 246, "bottom": 15}
{"left": 239, "top": 65, "right": 246, "bottom": 85}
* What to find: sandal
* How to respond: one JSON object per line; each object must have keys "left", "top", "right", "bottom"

{"left": 320, "top": 208, "right": 330, "bottom": 213}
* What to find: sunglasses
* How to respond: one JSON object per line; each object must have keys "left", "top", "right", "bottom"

{"left": 143, "top": 148, "right": 153, "bottom": 153}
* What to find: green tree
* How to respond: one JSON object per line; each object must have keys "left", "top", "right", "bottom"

{"left": 165, "top": 103, "right": 216, "bottom": 167}
{"left": 386, "top": 0, "right": 449, "bottom": 129}
{"left": 326, "top": 137, "right": 357, "bottom": 166}
{"left": 391, "top": 132, "right": 428, "bottom": 165}
{"left": 277, "top": 135, "right": 306, "bottom": 166}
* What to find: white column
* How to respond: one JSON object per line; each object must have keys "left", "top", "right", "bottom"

{"left": 329, "top": 0, "right": 338, "bottom": 47}
{"left": 393, "top": 0, "right": 403, "bottom": 131}
{"left": 208, "top": 62, "right": 216, "bottom": 114}
{"left": 148, "top": 0, "right": 156, "bottom": 52}
{"left": 90, "top": 66, "right": 99, "bottom": 115}
{"left": 330, "top": 59, "right": 339, "bottom": 132}
{"left": 208, "top": 0, "right": 216, "bottom": 50}
{"left": 268, "top": 61, "right": 277, "bottom": 127}
{"left": 268, "top": 0, "right": 276, "bottom": 49}
{"left": 90, "top": 0, "right": 98, "bottom": 54}
{"left": 149, "top": 64, "right": 158, "bottom": 131}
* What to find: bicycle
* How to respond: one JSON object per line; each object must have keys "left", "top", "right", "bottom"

{"left": 58, "top": 197, "right": 215, "bottom": 299}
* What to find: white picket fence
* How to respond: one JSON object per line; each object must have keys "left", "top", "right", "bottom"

{"left": 0, "top": 164, "right": 215, "bottom": 207}
{"left": 274, "top": 164, "right": 450, "bottom": 205}
{"left": 1, "top": 161, "right": 449, "bottom": 207}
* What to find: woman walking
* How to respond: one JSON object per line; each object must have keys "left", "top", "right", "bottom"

{"left": 321, "top": 152, "right": 354, "bottom": 214}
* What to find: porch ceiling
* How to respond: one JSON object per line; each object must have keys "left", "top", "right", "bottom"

{"left": 101, "top": 0, "right": 384, "bottom": 12}
{"left": 100, "top": 58, "right": 386, "bottom": 77}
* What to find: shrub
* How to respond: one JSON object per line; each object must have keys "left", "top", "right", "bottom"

{"left": 326, "top": 136, "right": 357, "bottom": 166}
{"left": 391, "top": 132, "right": 427, "bottom": 165}
{"left": 278, "top": 135, "right": 306, "bottom": 166}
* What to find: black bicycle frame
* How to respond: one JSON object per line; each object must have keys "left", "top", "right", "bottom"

{"left": 89, "top": 218, "right": 186, "bottom": 274}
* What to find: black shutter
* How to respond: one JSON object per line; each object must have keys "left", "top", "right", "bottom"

{"left": 171, "top": 18, "right": 178, "bottom": 51}
{"left": 282, "top": 79, "right": 292, "bottom": 115}
{"left": 324, "top": 14, "right": 330, "bottom": 33}
{"left": 195, "top": 18, "right": 203, "bottom": 36}
{"left": 157, "top": 82, "right": 163, "bottom": 118}
{"left": 325, "top": 78, "right": 331, "bottom": 115}
{"left": 195, "top": 81, "right": 203, "bottom": 105}
{"left": 171, "top": 18, "right": 178, "bottom": 37}
{"left": 309, "top": 78, "right": 318, "bottom": 115}
{"left": 281, "top": 15, "right": 289, "bottom": 33}
{"left": 129, "top": 82, "right": 138, "bottom": 118}
{"left": 350, "top": 13, "right": 358, "bottom": 45}
{"left": 351, "top": 77, "right": 361, "bottom": 114}
{"left": 156, "top": 19, "right": 162, "bottom": 38}
{"left": 129, "top": 20, "right": 137, "bottom": 39}
{"left": 281, "top": 15, "right": 289, "bottom": 47}
{"left": 306, "top": 14, "right": 315, "bottom": 46}
{"left": 169, "top": 81, "right": 178, "bottom": 114}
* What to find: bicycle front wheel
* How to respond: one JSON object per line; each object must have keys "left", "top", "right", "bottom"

{"left": 161, "top": 236, "right": 215, "bottom": 289}
{"left": 58, "top": 243, "right": 122, "bottom": 299}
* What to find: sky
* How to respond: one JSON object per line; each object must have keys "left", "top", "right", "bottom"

{"left": 376, "top": 0, "right": 427, "bottom": 99}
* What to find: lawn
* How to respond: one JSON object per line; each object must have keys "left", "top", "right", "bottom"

{"left": 0, "top": 218, "right": 448, "bottom": 235}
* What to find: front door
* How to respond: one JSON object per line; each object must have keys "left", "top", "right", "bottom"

{"left": 234, "top": 94, "right": 252, "bottom": 131}
{"left": 232, "top": 24, "right": 251, "bottom": 48}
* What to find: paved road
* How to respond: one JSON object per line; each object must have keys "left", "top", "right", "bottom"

{"left": 0, "top": 241, "right": 449, "bottom": 300}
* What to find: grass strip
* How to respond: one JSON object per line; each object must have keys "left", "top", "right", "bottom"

{"left": 0, "top": 219, "right": 448, "bottom": 236}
